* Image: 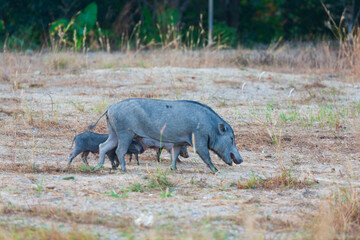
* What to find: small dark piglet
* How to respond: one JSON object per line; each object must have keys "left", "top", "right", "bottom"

{"left": 68, "top": 131, "right": 144, "bottom": 169}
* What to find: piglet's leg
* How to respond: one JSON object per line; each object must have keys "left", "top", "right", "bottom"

{"left": 107, "top": 151, "right": 118, "bottom": 170}
{"left": 115, "top": 154, "right": 120, "bottom": 168}
{"left": 68, "top": 148, "right": 82, "bottom": 166}
{"left": 135, "top": 154, "right": 140, "bottom": 165}
{"left": 156, "top": 147, "right": 163, "bottom": 162}
{"left": 81, "top": 151, "right": 90, "bottom": 166}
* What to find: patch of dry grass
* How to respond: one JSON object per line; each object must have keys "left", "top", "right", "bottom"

{"left": 0, "top": 163, "right": 113, "bottom": 175}
{"left": 236, "top": 169, "right": 314, "bottom": 190}
{"left": 0, "top": 204, "right": 132, "bottom": 229}
{"left": 0, "top": 224, "right": 98, "bottom": 240}
{"left": 308, "top": 180, "right": 360, "bottom": 239}
{"left": 1, "top": 43, "right": 360, "bottom": 81}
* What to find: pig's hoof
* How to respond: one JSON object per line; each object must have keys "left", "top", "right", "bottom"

{"left": 170, "top": 166, "right": 177, "bottom": 170}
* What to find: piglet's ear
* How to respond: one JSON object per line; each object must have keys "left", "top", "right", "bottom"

{"left": 218, "top": 123, "right": 227, "bottom": 134}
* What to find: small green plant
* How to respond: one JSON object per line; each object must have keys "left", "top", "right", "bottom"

{"left": 32, "top": 163, "right": 39, "bottom": 172}
{"left": 69, "top": 100, "right": 85, "bottom": 112}
{"left": 190, "top": 177, "right": 195, "bottom": 185}
{"left": 80, "top": 164, "right": 90, "bottom": 172}
{"left": 280, "top": 169, "right": 295, "bottom": 185}
{"left": 80, "top": 163, "right": 94, "bottom": 173}
{"left": 243, "top": 171, "right": 263, "bottom": 189}
{"left": 7, "top": 201, "right": 16, "bottom": 211}
{"left": 229, "top": 182, "right": 237, "bottom": 187}
{"left": 62, "top": 176, "right": 75, "bottom": 180}
{"left": 160, "top": 187, "right": 173, "bottom": 198}
{"left": 119, "top": 189, "right": 130, "bottom": 198}
{"left": 33, "top": 177, "right": 44, "bottom": 196}
{"left": 128, "top": 183, "right": 145, "bottom": 192}
{"left": 106, "top": 188, "right": 130, "bottom": 199}
{"left": 106, "top": 188, "right": 120, "bottom": 198}
{"left": 279, "top": 112, "right": 287, "bottom": 122}
{"left": 148, "top": 169, "right": 174, "bottom": 191}
{"left": 279, "top": 104, "right": 301, "bottom": 124}
{"left": 265, "top": 101, "right": 274, "bottom": 123}
{"left": 93, "top": 99, "right": 108, "bottom": 114}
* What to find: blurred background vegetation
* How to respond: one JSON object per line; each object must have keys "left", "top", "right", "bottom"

{"left": 0, "top": 0, "right": 359, "bottom": 50}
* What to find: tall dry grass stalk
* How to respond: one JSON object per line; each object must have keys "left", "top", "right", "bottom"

{"left": 321, "top": 1, "right": 360, "bottom": 77}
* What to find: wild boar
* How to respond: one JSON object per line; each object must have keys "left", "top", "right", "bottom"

{"left": 88, "top": 98, "right": 243, "bottom": 172}
{"left": 68, "top": 131, "right": 144, "bottom": 169}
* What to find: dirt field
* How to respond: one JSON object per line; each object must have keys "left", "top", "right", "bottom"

{"left": 0, "top": 52, "right": 359, "bottom": 239}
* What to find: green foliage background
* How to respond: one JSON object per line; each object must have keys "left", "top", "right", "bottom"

{"left": 0, "top": 0, "right": 358, "bottom": 50}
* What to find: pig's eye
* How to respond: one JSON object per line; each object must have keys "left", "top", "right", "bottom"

{"left": 231, "top": 137, "right": 234, "bottom": 144}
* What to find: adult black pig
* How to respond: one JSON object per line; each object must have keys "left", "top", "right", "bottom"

{"left": 88, "top": 98, "right": 243, "bottom": 172}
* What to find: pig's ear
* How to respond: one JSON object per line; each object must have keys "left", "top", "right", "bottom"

{"left": 218, "top": 123, "right": 227, "bottom": 134}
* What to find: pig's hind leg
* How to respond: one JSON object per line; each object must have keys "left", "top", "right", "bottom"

{"left": 95, "top": 122, "right": 118, "bottom": 170}
{"left": 115, "top": 133, "right": 135, "bottom": 172}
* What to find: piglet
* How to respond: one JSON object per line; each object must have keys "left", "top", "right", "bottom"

{"left": 68, "top": 131, "right": 144, "bottom": 169}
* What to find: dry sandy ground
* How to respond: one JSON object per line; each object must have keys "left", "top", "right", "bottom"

{"left": 0, "top": 53, "right": 359, "bottom": 239}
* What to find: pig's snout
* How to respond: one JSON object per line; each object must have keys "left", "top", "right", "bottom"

{"left": 231, "top": 152, "right": 243, "bottom": 164}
